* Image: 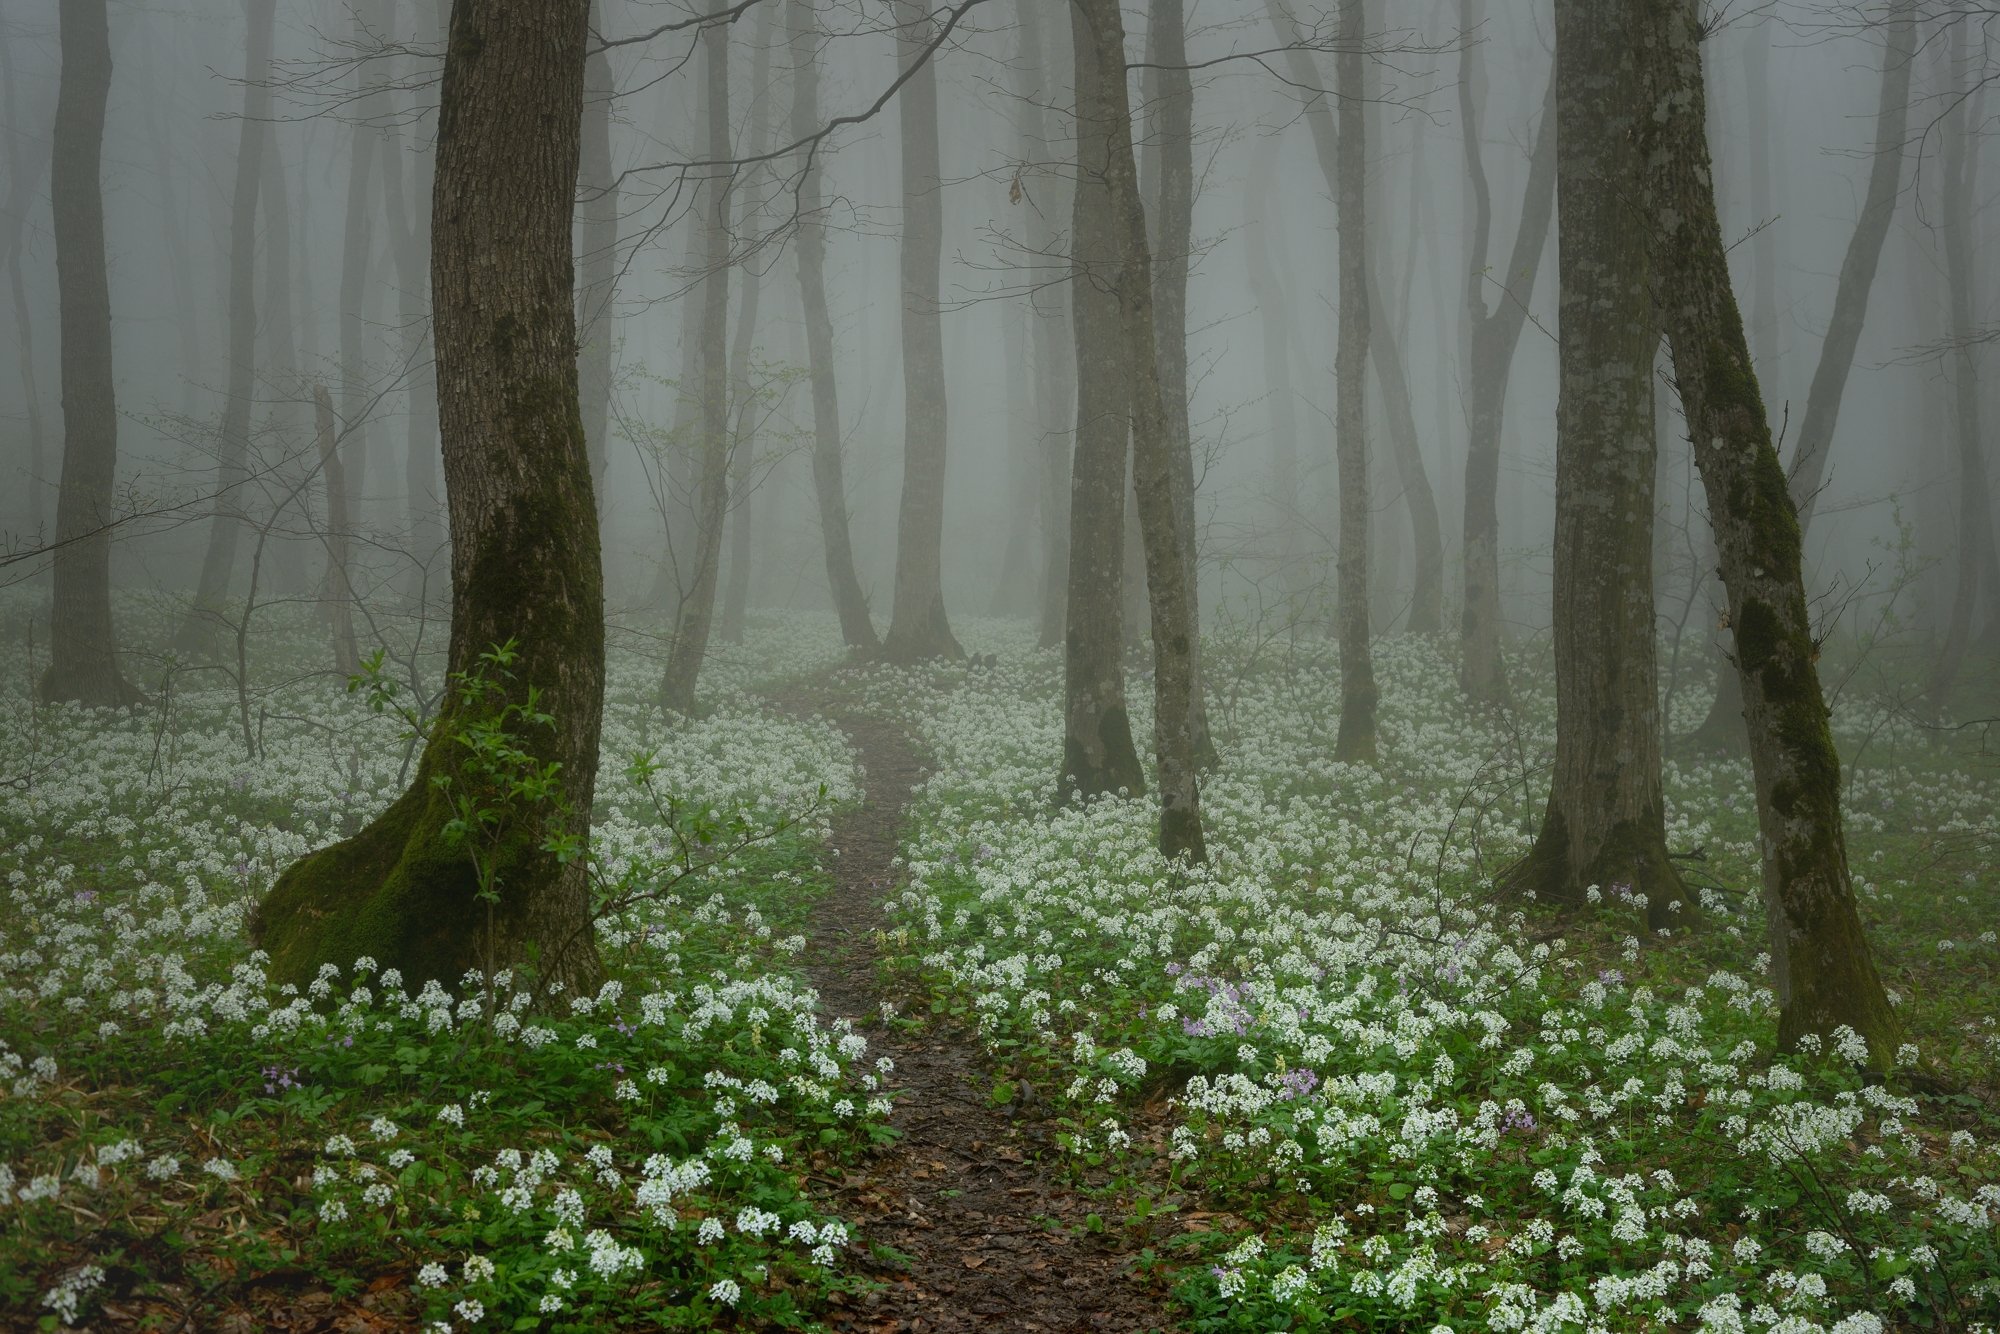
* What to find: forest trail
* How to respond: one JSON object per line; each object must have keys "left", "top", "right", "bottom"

{"left": 791, "top": 697, "right": 1176, "bottom": 1334}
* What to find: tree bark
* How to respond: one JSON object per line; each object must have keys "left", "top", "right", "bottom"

{"left": 1073, "top": 0, "right": 1205, "bottom": 860}
{"left": 1640, "top": 0, "right": 1898, "bottom": 1064}
{"left": 880, "top": 0, "right": 962, "bottom": 661}
{"left": 789, "top": 0, "right": 878, "bottom": 650}
{"left": 257, "top": 0, "right": 604, "bottom": 997}
{"left": 41, "top": 0, "right": 140, "bottom": 707}
{"left": 1784, "top": 0, "right": 1916, "bottom": 531}
{"left": 315, "top": 384, "right": 362, "bottom": 679}
{"left": 1458, "top": 0, "right": 1558, "bottom": 703}
{"left": 577, "top": 0, "right": 619, "bottom": 516}
{"left": 659, "top": 20, "right": 734, "bottom": 712}
{"left": 1508, "top": 0, "right": 1688, "bottom": 926}
{"left": 176, "top": 0, "right": 276, "bottom": 658}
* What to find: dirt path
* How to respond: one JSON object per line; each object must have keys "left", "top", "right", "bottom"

{"left": 796, "top": 702, "right": 1176, "bottom": 1334}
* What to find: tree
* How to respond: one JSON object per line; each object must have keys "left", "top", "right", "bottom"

{"left": 255, "top": 0, "right": 606, "bottom": 996}
{"left": 1456, "top": 0, "right": 1558, "bottom": 703}
{"left": 314, "top": 384, "right": 361, "bottom": 680}
{"left": 659, "top": 19, "right": 733, "bottom": 713}
{"left": 1, "top": 28, "right": 50, "bottom": 542}
{"left": 1020, "top": 0, "right": 1075, "bottom": 651}
{"left": 41, "top": 0, "right": 141, "bottom": 707}
{"left": 789, "top": 0, "right": 878, "bottom": 650}
{"left": 1639, "top": 0, "right": 1899, "bottom": 1064}
{"left": 1506, "top": 0, "right": 1688, "bottom": 925}
{"left": 175, "top": 0, "right": 277, "bottom": 657}
{"left": 1244, "top": 132, "right": 1306, "bottom": 587}
{"left": 880, "top": 0, "right": 962, "bottom": 662}
{"left": 577, "top": 0, "right": 620, "bottom": 513}
{"left": 1072, "top": 0, "right": 1206, "bottom": 860}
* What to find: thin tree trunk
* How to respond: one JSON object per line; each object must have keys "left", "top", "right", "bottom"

{"left": 1458, "top": 4, "right": 1558, "bottom": 703}
{"left": 988, "top": 286, "right": 1038, "bottom": 617}
{"left": 41, "top": 0, "right": 140, "bottom": 706}
{"left": 577, "top": 0, "right": 619, "bottom": 515}
{"left": 1642, "top": 0, "right": 1898, "bottom": 1065}
{"left": 1510, "top": 0, "right": 1687, "bottom": 926}
{"left": 315, "top": 384, "right": 361, "bottom": 679}
{"left": 659, "top": 20, "right": 733, "bottom": 712}
{"left": 1021, "top": 0, "right": 1074, "bottom": 650}
{"left": 256, "top": 0, "right": 605, "bottom": 998}
{"left": 260, "top": 125, "right": 309, "bottom": 599}
{"left": 176, "top": 0, "right": 276, "bottom": 657}
{"left": 789, "top": 0, "right": 877, "bottom": 649}
{"left": 3, "top": 35, "right": 52, "bottom": 540}
{"left": 1245, "top": 133, "right": 1304, "bottom": 589}
{"left": 722, "top": 3, "right": 779, "bottom": 647}
{"left": 1785, "top": 0, "right": 1917, "bottom": 531}
{"left": 1330, "top": 0, "right": 1376, "bottom": 761}
{"left": 335, "top": 0, "right": 385, "bottom": 533}
{"left": 880, "top": 0, "right": 962, "bottom": 661}
{"left": 1366, "top": 265, "right": 1444, "bottom": 634}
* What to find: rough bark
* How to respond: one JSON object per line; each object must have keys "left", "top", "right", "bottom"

{"left": 1785, "top": 0, "right": 1916, "bottom": 531}
{"left": 1641, "top": 0, "right": 1898, "bottom": 1064}
{"left": 176, "top": 0, "right": 276, "bottom": 658}
{"left": 1458, "top": 3, "right": 1558, "bottom": 703}
{"left": 789, "top": 0, "right": 878, "bottom": 649}
{"left": 1060, "top": 0, "right": 1145, "bottom": 803}
{"left": 659, "top": 20, "right": 733, "bottom": 712}
{"left": 1073, "top": 0, "right": 1205, "bottom": 860}
{"left": 880, "top": 0, "right": 962, "bottom": 661}
{"left": 315, "top": 384, "right": 362, "bottom": 680}
{"left": 577, "top": 0, "right": 619, "bottom": 515}
{"left": 722, "top": 2, "right": 779, "bottom": 646}
{"left": 40, "top": 0, "right": 140, "bottom": 707}
{"left": 256, "top": 0, "right": 605, "bottom": 997}
{"left": 1508, "top": 0, "right": 1688, "bottom": 926}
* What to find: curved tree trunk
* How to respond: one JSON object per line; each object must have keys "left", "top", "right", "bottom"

{"left": 789, "top": 0, "right": 878, "bottom": 650}
{"left": 41, "top": 0, "right": 140, "bottom": 707}
{"left": 880, "top": 0, "right": 962, "bottom": 661}
{"left": 257, "top": 0, "right": 605, "bottom": 998}
{"left": 1509, "top": 0, "right": 1688, "bottom": 926}
{"left": 176, "top": 0, "right": 276, "bottom": 658}
{"left": 1641, "top": 0, "right": 1898, "bottom": 1065}
{"left": 659, "top": 19, "right": 733, "bottom": 712}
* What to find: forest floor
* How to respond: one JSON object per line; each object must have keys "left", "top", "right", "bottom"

{"left": 782, "top": 691, "right": 1175, "bottom": 1334}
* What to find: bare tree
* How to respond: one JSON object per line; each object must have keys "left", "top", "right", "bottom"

{"left": 314, "top": 384, "right": 361, "bottom": 679}
{"left": 1, "top": 29, "right": 50, "bottom": 541}
{"left": 1022, "top": 0, "right": 1075, "bottom": 651}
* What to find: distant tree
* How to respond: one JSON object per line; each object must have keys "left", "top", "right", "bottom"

{"left": 1243, "top": 132, "right": 1306, "bottom": 586}
{"left": 256, "top": 0, "right": 606, "bottom": 996}
{"left": 880, "top": 0, "right": 962, "bottom": 662}
{"left": 1020, "top": 0, "right": 1075, "bottom": 651}
{"left": 1, "top": 29, "right": 51, "bottom": 541}
{"left": 314, "top": 383, "right": 361, "bottom": 680}
{"left": 41, "top": 0, "right": 140, "bottom": 707}
{"left": 1639, "top": 0, "right": 1900, "bottom": 1065}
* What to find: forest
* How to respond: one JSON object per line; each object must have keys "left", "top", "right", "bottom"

{"left": 1, "top": 0, "right": 1997, "bottom": 1329}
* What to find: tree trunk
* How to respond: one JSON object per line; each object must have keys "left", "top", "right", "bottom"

{"left": 1059, "top": 1, "right": 1145, "bottom": 802}
{"left": 577, "top": 0, "right": 619, "bottom": 516}
{"left": 1020, "top": 0, "right": 1074, "bottom": 651}
{"left": 1785, "top": 0, "right": 1916, "bottom": 531}
{"left": 1, "top": 34, "right": 51, "bottom": 541}
{"left": 722, "top": 3, "right": 779, "bottom": 647}
{"left": 1072, "top": 0, "right": 1205, "bottom": 860}
{"left": 1330, "top": 0, "right": 1376, "bottom": 761}
{"left": 256, "top": 0, "right": 604, "bottom": 998}
{"left": 1508, "top": 0, "right": 1688, "bottom": 927}
{"left": 41, "top": 0, "right": 140, "bottom": 707}
{"left": 989, "top": 287, "right": 1038, "bottom": 618}
{"left": 789, "top": 0, "right": 878, "bottom": 650}
{"left": 176, "top": 0, "right": 276, "bottom": 658}
{"left": 1245, "top": 133, "right": 1305, "bottom": 589}
{"left": 1458, "top": 3, "right": 1558, "bottom": 703}
{"left": 315, "top": 384, "right": 361, "bottom": 679}
{"left": 659, "top": 20, "right": 733, "bottom": 713}
{"left": 880, "top": 0, "right": 962, "bottom": 662}
{"left": 1641, "top": 0, "right": 1898, "bottom": 1065}
{"left": 1366, "top": 265, "right": 1444, "bottom": 634}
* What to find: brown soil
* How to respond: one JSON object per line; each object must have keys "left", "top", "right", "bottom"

{"left": 794, "top": 699, "right": 1179, "bottom": 1334}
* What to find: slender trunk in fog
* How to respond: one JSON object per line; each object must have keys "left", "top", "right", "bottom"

{"left": 315, "top": 384, "right": 361, "bottom": 679}
{"left": 176, "top": 0, "right": 276, "bottom": 658}
{"left": 722, "top": 3, "right": 779, "bottom": 646}
{"left": 659, "top": 21, "right": 733, "bottom": 713}
{"left": 881, "top": 0, "right": 962, "bottom": 661}
{"left": 1072, "top": 0, "right": 1205, "bottom": 860}
{"left": 256, "top": 0, "right": 605, "bottom": 998}
{"left": 1245, "top": 135, "right": 1304, "bottom": 588}
{"left": 1785, "top": 0, "right": 1916, "bottom": 531}
{"left": 1367, "top": 266, "right": 1443, "bottom": 635}
{"left": 1458, "top": 1, "right": 1557, "bottom": 703}
{"left": 790, "top": 0, "right": 878, "bottom": 649}
{"left": 651, "top": 211, "right": 708, "bottom": 619}
{"left": 578, "top": 0, "right": 619, "bottom": 516}
{"left": 1510, "top": 0, "right": 1688, "bottom": 926}
{"left": 261, "top": 129, "right": 309, "bottom": 599}
{"left": 1642, "top": 0, "right": 1898, "bottom": 1065}
{"left": 41, "top": 0, "right": 140, "bottom": 706}
{"left": 1019, "top": 0, "right": 1074, "bottom": 649}
{"left": 336, "top": 0, "right": 386, "bottom": 533}
{"left": 1, "top": 35, "right": 50, "bottom": 538}
{"left": 989, "top": 287, "right": 1038, "bottom": 617}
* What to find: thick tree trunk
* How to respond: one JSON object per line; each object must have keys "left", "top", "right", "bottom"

{"left": 1458, "top": 7, "right": 1558, "bottom": 703}
{"left": 257, "top": 0, "right": 604, "bottom": 997}
{"left": 1509, "top": 0, "right": 1688, "bottom": 926}
{"left": 659, "top": 20, "right": 733, "bottom": 712}
{"left": 1330, "top": 0, "right": 1376, "bottom": 761}
{"left": 1060, "top": 2, "right": 1145, "bottom": 802}
{"left": 721, "top": 3, "right": 778, "bottom": 647}
{"left": 315, "top": 384, "right": 361, "bottom": 680}
{"left": 880, "top": 0, "right": 961, "bottom": 661}
{"left": 577, "top": 0, "right": 619, "bottom": 516}
{"left": 41, "top": 0, "right": 140, "bottom": 707}
{"left": 1641, "top": 0, "right": 1898, "bottom": 1065}
{"left": 1785, "top": 0, "right": 1916, "bottom": 531}
{"left": 789, "top": 0, "right": 877, "bottom": 650}
{"left": 1073, "top": 0, "right": 1205, "bottom": 860}
{"left": 1020, "top": 0, "right": 1074, "bottom": 650}
{"left": 176, "top": 0, "right": 276, "bottom": 658}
